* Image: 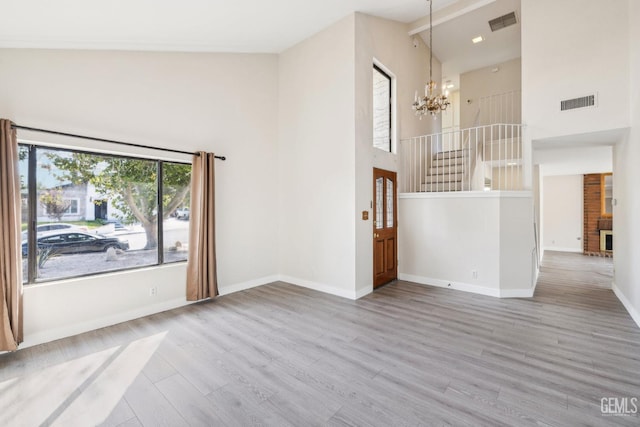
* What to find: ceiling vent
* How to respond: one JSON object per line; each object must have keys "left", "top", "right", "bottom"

{"left": 489, "top": 12, "right": 518, "bottom": 32}
{"left": 560, "top": 94, "right": 597, "bottom": 111}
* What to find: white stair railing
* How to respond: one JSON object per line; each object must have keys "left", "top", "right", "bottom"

{"left": 400, "top": 123, "right": 523, "bottom": 193}
{"left": 478, "top": 90, "right": 521, "bottom": 125}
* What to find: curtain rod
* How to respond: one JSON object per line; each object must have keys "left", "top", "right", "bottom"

{"left": 11, "top": 124, "right": 226, "bottom": 160}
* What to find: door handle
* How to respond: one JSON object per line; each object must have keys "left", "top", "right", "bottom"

{"left": 373, "top": 233, "right": 378, "bottom": 238}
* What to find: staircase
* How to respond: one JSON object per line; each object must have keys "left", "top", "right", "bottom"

{"left": 421, "top": 149, "right": 469, "bottom": 192}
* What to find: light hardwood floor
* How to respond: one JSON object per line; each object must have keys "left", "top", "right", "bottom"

{"left": 1, "top": 251, "right": 639, "bottom": 426}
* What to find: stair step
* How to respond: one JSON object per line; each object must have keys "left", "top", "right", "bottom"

{"left": 431, "top": 157, "right": 465, "bottom": 168}
{"left": 424, "top": 172, "right": 464, "bottom": 184}
{"left": 433, "top": 149, "right": 467, "bottom": 160}
{"left": 421, "top": 181, "right": 463, "bottom": 192}
{"left": 429, "top": 164, "right": 465, "bottom": 175}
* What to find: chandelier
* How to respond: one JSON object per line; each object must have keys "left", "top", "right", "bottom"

{"left": 412, "top": 0, "right": 450, "bottom": 119}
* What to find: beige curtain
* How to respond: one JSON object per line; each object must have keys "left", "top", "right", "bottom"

{"left": 0, "top": 119, "right": 23, "bottom": 350}
{"left": 186, "top": 152, "right": 218, "bottom": 300}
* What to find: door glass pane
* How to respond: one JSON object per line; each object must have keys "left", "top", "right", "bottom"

{"left": 386, "top": 178, "right": 394, "bottom": 228}
{"left": 376, "top": 177, "right": 384, "bottom": 229}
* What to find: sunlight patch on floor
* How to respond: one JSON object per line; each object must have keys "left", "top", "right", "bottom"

{"left": 0, "top": 332, "right": 166, "bottom": 427}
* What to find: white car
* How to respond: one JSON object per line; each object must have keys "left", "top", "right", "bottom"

{"left": 175, "top": 208, "right": 190, "bottom": 220}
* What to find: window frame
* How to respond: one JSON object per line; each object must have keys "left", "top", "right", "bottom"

{"left": 372, "top": 63, "right": 393, "bottom": 153}
{"left": 601, "top": 172, "right": 613, "bottom": 218}
{"left": 64, "top": 198, "right": 80, "bottom": 215}
{"left": 21, "top": 143, "right": 192, "bottom": 285}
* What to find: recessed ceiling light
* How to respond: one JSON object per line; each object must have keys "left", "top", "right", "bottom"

{"left": 472, "top": 36, "right": 484, "bottom": 44}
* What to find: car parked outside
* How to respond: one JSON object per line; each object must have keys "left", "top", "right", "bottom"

{"left": 175, "top": 208, "right": 190, "bottom": 220}
{"left": 21, "top": 222, "right": 84, "bottom": 240}
{"left": 22, "top": 231, "right": 129, "bottom": 256}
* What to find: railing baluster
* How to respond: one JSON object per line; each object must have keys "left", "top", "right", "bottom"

{"left": 400, "top": 122, "right": 523, "bottom": 194}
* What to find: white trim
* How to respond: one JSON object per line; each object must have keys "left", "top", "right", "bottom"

{"left": 399, "top": 191, "right": 533, "bottom": 199}
{"left": 355, "top": 286, "right": 373, "bottom": 299}
{"left": 223, "top": 275, "right": 371, "bottom": 300}
{"left": 408, "top": 0, "right": 498, "bottom": 35}
{"left": 399, "top": 273, "right": 535, "bottom": 298}
{"left": 499, "top": 288, "right": 535, "bottom": 298}
{"left": 218, "top": 275, "right": 280, "bottom": 296}
{"left": 612, "top": 282, "right": 640, "bottom": 328}
{"left": 542, "top": 246, "right": 583, "bottom": 253}
{"left": 279, "top": 275, "right": 360, "bottom": 300}
{"left": 399, "top": 273, "right": 501, "bottom": 298}
{"left": 21, "top": 297, "right": 192, "bottom": 349}
{"left": 21, "top": 274, "right": 280, "bottom": 349}
{"left": 372, "top": 58, "right": 397, "bottom": 155}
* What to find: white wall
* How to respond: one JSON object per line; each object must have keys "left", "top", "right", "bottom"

{"left": 0, "top": 49, "right": 280, "bottom": 346}
{"left": 499, "top": 195, "right": 535, "bottom": 294}
{"left": 612, "top": 1, "right": 640, "bottom": 328}
{"left": 460, "top": 58, "right": 521, "bottom": 129}
{"left": 522, "top": 0, "right": 629, "bottom": 141}
{"left": 442, "top": 90, "right": 460, "bottom": 131}
{"left": 522, "top": 0, "right": 638, "bottom": 327}
{"left": 534, "top": 145, "right": 613, "bottom": 176}
{"left": 541, "top": 175, "right": 583, "bottom": 253}
{"left": 398, "top": 193, "right": 535, "bottom": 297}
{"left": 277, "top": 15, "right": 359, "bottom": 299}
{"left": 353, "top": 13, "right": 436, "bottom": 297}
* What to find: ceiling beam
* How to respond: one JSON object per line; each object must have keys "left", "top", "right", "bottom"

{"left": 408, "top": 0, "right": 497, "bottom": 36}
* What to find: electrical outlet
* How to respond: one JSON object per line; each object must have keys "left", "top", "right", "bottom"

{"left": 149, "top": 286, "right": 157, "bottom": 297}
{"left": 472, "top": 270, "right": 478, "bottom": 279}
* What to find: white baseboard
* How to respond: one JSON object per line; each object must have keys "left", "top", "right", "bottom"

{"left": 218, "top": 275, "right": 280, "bottom": 296}
{"left": 399, "top": 273, "right": 501, "bottom": 298}
{"left": 278, "top": 275, "right": 360, "bottom": 300}
{"left": 231, "top": 274, "right": 373, "bottom": 300}
{"left": 21, "top": 297, "right": 191, "bottom": 349}
{"left": 500, "top": 288, "right": 535, "bottom": 298}
{"left": 612, "top": 282, "right": 640, "bottom": 328}
{"left": 22, "top": 275, "right": 280, "bottom": 349}
{"left": 542, "top": 247, "right": 582, "bottom": 253}
{"left": 399, "top": 273, "right": 535, "bottom": 298}
{"left": 355, "top": 286, "right": 373, "bottom": 299}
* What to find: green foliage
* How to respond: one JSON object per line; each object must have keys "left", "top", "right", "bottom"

{"left": 18, "top": 145, "right": 28, "bottom": 161}
{"left": 37, "top": 246, "right": 57, "bottom": 269}
{"left": 46, "top": 151, "right": 191, "bottom": 249}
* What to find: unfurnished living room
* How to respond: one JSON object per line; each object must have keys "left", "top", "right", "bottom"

{"left": 1, "top": 0, "right": 639, "bottom": 425}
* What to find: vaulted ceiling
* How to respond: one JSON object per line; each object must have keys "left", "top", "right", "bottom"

{"left": 1, "top": 0, "right": 520, "bottom": 84}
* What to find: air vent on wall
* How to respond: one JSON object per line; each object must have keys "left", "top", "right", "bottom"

{"left": 489, "top": 12, "right": 518, "bottom": 32}
{"left": 560, "top": 94, "right": 596, "bottom": 111}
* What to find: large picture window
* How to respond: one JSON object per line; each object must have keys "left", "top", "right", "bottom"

{"left": 19, "top": 144, "right": 192, "bottom": 283}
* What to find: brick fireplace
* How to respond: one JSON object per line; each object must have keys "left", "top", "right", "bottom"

{"left": 583, "top": 173, "right": 613, "bottom": 256}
